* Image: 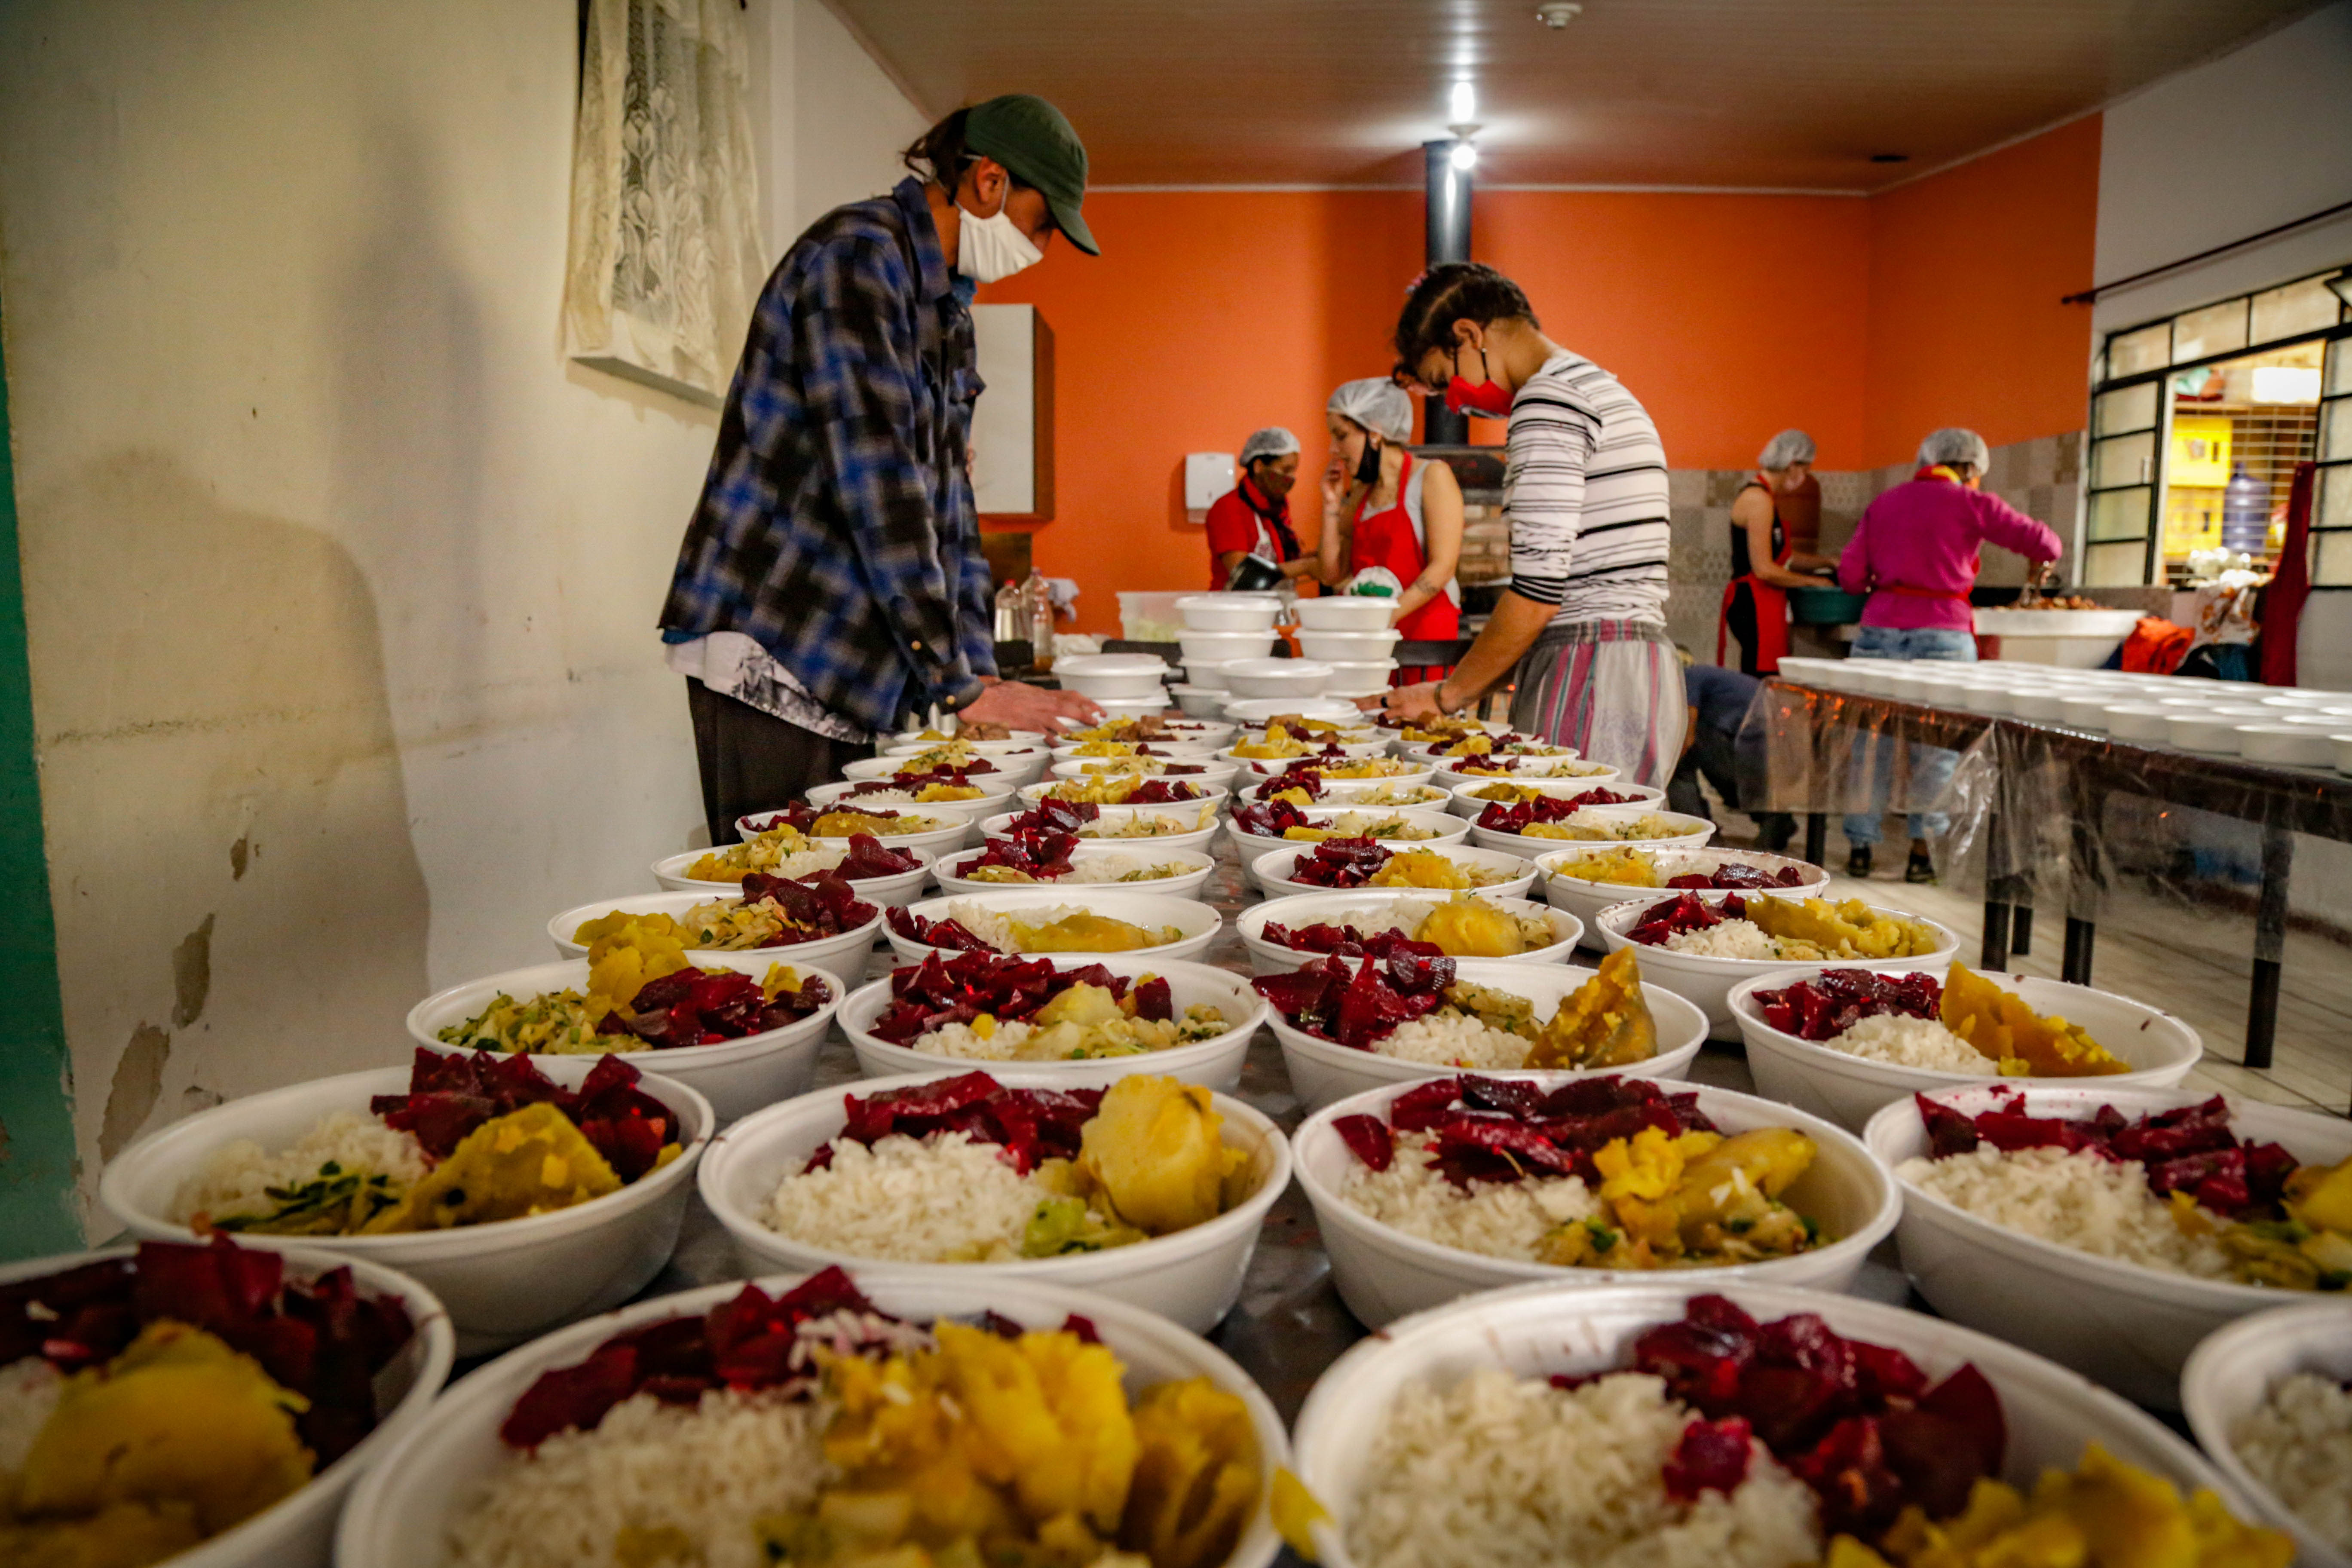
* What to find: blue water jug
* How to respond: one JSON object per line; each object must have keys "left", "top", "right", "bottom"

{"left": 2220, "top": 463, "right": 2268, "bottom": 554}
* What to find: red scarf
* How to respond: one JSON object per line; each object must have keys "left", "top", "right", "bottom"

{"left": 1238, "top": 474, "right": 1302, "bottom": 560}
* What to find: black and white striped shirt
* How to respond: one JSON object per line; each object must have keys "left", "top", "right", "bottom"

{"left": 1504, "top": 349, "right": 1672, "bottom": 626}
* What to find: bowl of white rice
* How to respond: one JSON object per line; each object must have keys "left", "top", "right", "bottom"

{"left": 840, "top": 954, "right": 1268, "bottom": 1093}
{"left": 335, "top": 1270, "right": 1289, "bottom": 1568}
{"left": 1863, "top": 1082, "right": 2352, "bottom": 1408}
{"left": 1443, "top": 778, "right": 1665, "bottom": 820}
{"left": 1288, "top": 1278, "right": 2256, "bottom": 1568}
{"left": 1727, "top": 964, "right": 2202, "bottom": 1132}
{"left": 932, "top": 843, "right": 1219, "bottom": 899}
{"left": 1227, "top": 805, "right": 1470, "bottom": 888}
{"left": 1469, "top": 804, "right": 1715, "bottom": 859}
{"left": 732, "top": 807, "right": 975, "bottom": 859}
{"left": 1593, "top": 889, "right": 1960, "bottom": 1035}
{"left": 0, "top": 1243, "right": 455, "bottom": 1568}
{"left": 1236, "top": 890, "right": 1581, "bottom": 975}
{"left": 98, "top": 1059, "right": 714, "bottom": 1356}
{"left": 978, "top": 803, "right": 1225, "bottom": 853}
{"left": 883, "top": 888, "right": 1222, "bottom": 965}
{"left": 1534, "top": 846, "right": 1828, "bottom": 939}
{"left": 695, "top": 1067, "right": 1292, "bottom": 1333}
{"left": 1015, "top": 778, "right": 1232, "bottom": 815}
{"left": 405, "top": 955, "right": 845, "bottom": 1124}
{"left": 1254, "top": 841, "right": 1539, "bottom": 900}
{"left": 2183, "top": 1299, "right": 2352, "bottom": 1568}
{"left": 1294, "top": 1075, "right": 1898, "bottom": 1327}
{"left": 1266, "top": 956, "right": 1709, "bottom": 1112}
{"left": 543, "top": 889, "right": 885, "bottom": 974}
{"left": 650, "top": 842, "right": 936, "bottom": 905}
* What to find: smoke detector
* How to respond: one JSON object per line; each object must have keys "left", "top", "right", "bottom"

{"left": 1535, "top": 2, "right": 1582, "bottom": 27}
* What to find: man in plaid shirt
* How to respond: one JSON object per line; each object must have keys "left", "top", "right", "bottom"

{"left": 662, "top": 95, "right": 1101, "bottom": 841}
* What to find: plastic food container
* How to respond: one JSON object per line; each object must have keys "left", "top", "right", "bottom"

{"left": 1446, "top": 778, "right": 1665, "bottom": 819}
{"left": 734, "top": 809, "right": 978, "bottom": 860}
{"left": 931, "top": 844, "right": 1217, "bottom": 900}
{"left": 1534, "top": 846, "right": 1828, "bottom": 942}
{"left": 544, "top": 889, "right": 885, "bottom": 971}
{"left": 1174, "top": 592, "right": 1284, "bottom": 632}
{"left": 1053, "top": 654, "right": 1175, "bottom": 701}
{"left": 2236, "top": 723, "right": 2335, "bottom": 766}
{"left": 1177, "top": 630, "right": 1278, "bottom": 665}
{"left": 1235, "top": 888, "right": 1580, "bottom": 975}
{"left": 1294, "top": 595, "right": 1400, "bottom": 631}
{"left": 1220, "top": 657, "right": 1335, "bottom": 699}
{"left": 1469, "top": 806, "right": 1714, "bottom": 861}
{"left": 648, "top": 846, "right": 934, "bottom": 907}
{"left": 978, "top": 804, "right": 1224, "bottom": 856}
{"left": 882, "top": 887, "right": 1222, "bottom": 965}
{"left": 2181, "top": 1300, "right": 2352, "bottom": 1568}
{"left": 1225, "top": 805, "right": 1471, "bottom": 887}
{"left": 1115, "top": 589, "right": 1189, "bottom": 642}
{"left": 1222, "top": 696, "right": 1368, "bottom": 725}
{"left": 1253, "top": 841, "right": 1539, "bottom": 901}
{"left": 1323, "top": 659, "right": 1400, "bottom": 698}
{"left": 1298, "top": 629, "right": 1403, "bottom": 663}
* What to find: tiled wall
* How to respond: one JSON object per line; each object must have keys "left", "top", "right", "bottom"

{"left": 1451, "top": 432, "right": 2092, "bottom": 665}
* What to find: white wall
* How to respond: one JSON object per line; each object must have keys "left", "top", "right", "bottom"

{"left": 0, "top": 0, "right": 927, "bottom": 1225}
{"left": 757, "top": 0, "right": 936, "bottom": 258}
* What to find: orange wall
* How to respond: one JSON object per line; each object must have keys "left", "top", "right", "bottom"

{"left": 1864, "top": 117, "right": 2102, "bottom": 468}
{"left": 983, "top": 119, "right": 2100, "bottom": 632}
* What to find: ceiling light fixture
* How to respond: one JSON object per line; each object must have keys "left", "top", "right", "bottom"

{"left": 1449, "top": 81, "right": 1476, "bottom": 124}
{"left": 1449, "top": 141, "right": 1479, "bottom": 172}
{"left": 1535, "top": 2, "right": 1581, "bottom": 28}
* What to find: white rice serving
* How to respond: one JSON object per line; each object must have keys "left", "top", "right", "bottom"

{"left": 1822, "top": 1014, "right": 1996, "bottom": 1074}
{"left": 172, "top": 1109, "right": 430, "bottom": 1226}
{"left": 1897, "top": 1144, "right": 2232, "bottom": 1278}
{"left": 1661, "top": 920, "right": 1787, "bottom": 960}
{"left": 911, "top": 1019, "right": 1040, "bottom": 1060}
{"left": 940, "top": 900, "right": 1095, "bottom": 951}
{"left": 445, "top": 1387, "right": 830, "bottom": 1568}
{"left": 1369, "top": 1012, "right": 1533, "bottom": 1069}
{"left": 1344, "top": 1367, "right": 1821, "bottom": 1568}
{"left": 2231, "top": 1372, "right": 2352, "bottom": 1551}
{"left": 761, "top": 1131, "right": 1090, "bottom": 1262}
{"left": 1340, "top": 1131, "right": 1596, "bottom": 1259}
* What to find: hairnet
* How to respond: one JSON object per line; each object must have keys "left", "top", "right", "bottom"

{"left": 1327, "top": 378, "right": 1415, "bottom": 444}
{"left": 1917, "top": 427, "right": 1991, "bottom": 471}
{"left": 1757, "top": 429, "right": 1816, "bottom": 470}
{"left": 1239, "top": 426, "right": 1300, "bottom": 466}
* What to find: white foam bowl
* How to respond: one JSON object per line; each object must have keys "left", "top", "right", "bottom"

{"left": 1085, "top": 695, "right": 1181, "bottom": 723}
{"left": 1221, "top": 657, "right": 1335, "bottom": 699}
{"left": 1254, "top": 841, "right": 1540, "bottom": 900}
{"left": 2061, "top": 693, "right": 2117, "bottom": 729}
{"left": 545, "top": 889, "right": 885, "bottom": 974}
{"left": 1298, "top": 629, "right": 1403, "bottom": 663}
{"left": 1218, "top": 741, "right": 1395, "bottom": 773}
{"left": 1863, "top": 1082, "right": 2352, "bottom": 1408}
{"left": 734, "top": 808, "right": 977, "bottom": 859}
{"left": 1535, "top": 846, "right": 1829, "bottom": 940}
{"left": 1182, "top": 658, "right": 1235, "bottom": 691}
{"left": 1446, "top": 777, "right": 1665, "bottom": 819}
{"left": 805, "top": 777, "right": 1015, "bottom": 815}
{"left": 98, "top": 1059, "right": 714, "bottom": 1355}
{"left": 1307, "top": 780, "right": 1452, "bottom": 810}
{"left": 649, "top": 846, "right": 934, "bottom": 906}
{"left": 1295, "top": 595, "right": 1400, "bottom": 631}
{"left": 1222, "top": 696, "right": 1369, "bottom": 725}
{"left": 838, "top": 955, "right": 1268, "bottom": 1093}
{"left": 1054, "top": 654, "right": 1176, "bottom": 701}
{"left": 2335, "top": 733, "right": 2352, "bottom": 774}
{"left": 2104, "top": 702, "right": 2175, "bottom": 741}
{"left": 1226, "top": 805, "right": 1471, "bottom": 888}
{"left": 1050, "top": 758, "right": 1244, "bottom": 794}
{"left": 2236, "top": 723, "right": 2336, "bottom": 766}
{"left": 336, "top": 1272, "right": 1287, "bottom": 1568}
{"left": 1294, "top": 1075, "right": 1899, "bottom": 1327}
{"left": 932, "top": 844, "right": 1218, "bottom": 899}
{"left": 841, "top": 750, "right": 1041, "bottom": 787}
{"left": 1726, "top": 965, "right": 2203, "bottom": 1133}
{"left": 1016, "top": 779, "right": 1230, "bottom": 816}
{"left": 1433, "top": 758, "right": 1619, "bottom": 790}
{"left": 2183, "top": 1300, "right": 2352, "bottom": 1568}
{"left": 884, "top": 887, "right": 1222, "bottom": 966}
{"left": 2168, "top": 712, "right": 2246, "bottom": 753}
{"left": 407, "top": 955, "right": 845, "bottom": 1125}
{"left": 1470, "top": 805, "right": 1716, "bottom": 861}
{"left": 1052, "top": 736, "right": 1222, "bottom": 760}
{"left": 0, "top": 1244, "right": 452, "bottom": 1568}
{"left": 1168, "top": 682, "right": 1227, "bottom": 717}
{"left": 1236, "top": 889, "right": 1581, "bottom": 975}
{"left": 1323, "top": 659, "right": 1400, "bottom": 698}
{"left": 886, "top": 726, "right": 1050, "bottom": 747}
{"left": 1289, "top": 1279, "right": 2253, "bottom": 1568}
{"left": 1175, "top": 591, "right": 1284, "bottom": 632}
{"left": 696, "top": 1067, "right": 1292, "bottom": 1334}
{"left": 1593, "top": 888, "right": 1960, "bottom": 1032}
{"left": 1264, "top": 957, "right": 1709, "bottom": 1113}
{"left": 1178, "top": 630, "right": 1278, "bottom": 664}
{"left": 979, "top": 804, "right": 1224, "bottom": 855}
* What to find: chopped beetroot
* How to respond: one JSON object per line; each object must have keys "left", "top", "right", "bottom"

{"left": 1624, "top": 891, "right": 1744, "bottom": 947}
{"left": 1663, "top": 1416, "right": 1754, "bottom": 1500}
{"left": 1282, "top": 836, "right": 1392, "bottom": 888}
{"left": 867, "top": 951, "right": 1134, "bottom": 1045}
{"left": 599, "top": 966, "right": 831, "bottom": 1049}
{"left": 1754, "top": 969, "right": 1941, "bottom": 1041}
{"left": 375, "top": 1048, "right": 680, "bottom": 1177}
{"left": 1333, "top": 1113, "right": 1393, "bottom": 1170}
{"left": 1118, "top": 778, "right": 1201, "bottom": 804}
{"left": 826, "top": 1072, "right": 1103, "bottom": 1174}
{"left": 1251, "top": 953, "right": 1454, "bottom": 1049}
{"left": 1259, "top": 919, "right": 1446, "bottom": 961}
{"left": 1666, "top": 862, "right": 1809, "bottom": 890}
{"left": 959, "top": 829, "right": 1080, "bottom": 880}
{"left": 1341, "top": 1077, "right": 1712, "bottom": 1190}
{"left": 1918, "top": 1090, "right": 2298, "bottom": 1222}
{"left": 998, "top": 798, "right": 1101, "bottom": 836}
{"left": 835, "top": 833, "right": 924, "bottom": 881}
{"left": 1061, "top": 1313, "right": 1102, "bottom": 1344}
{"left": 886, "top": 905, "right": 998, "bottom": 952}
{"left": 737, "top": 870, "right": 877, "bottom": 940}
{"left": 839, "top": 763, "right": 991, "bottom": 800}
{"left": 1131, "top": 976, "right": 1173, "bottom": 1022}
{"left": 748, "top": 802, "right": 913, "bottom": 836}
{"left": 1231, "top": 798, "right": 1312, "bottom": 838}
{"left": 1474, "top": 788, "right": 1640, "bottom": 834}
{"left": 1251, "top": 770, "right": 1324, "bottom": 802}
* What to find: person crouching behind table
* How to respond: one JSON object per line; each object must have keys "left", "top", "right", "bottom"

{"left": 1204, "top": 427, "right": 1317, "bottom": 589}
{"left": 1719, "top": 428, "right": 1839, "bottom": 677}
{"left": 1379, "top": 262, "right": 1684, "bottom": 788}
{"left": 1315, "top": 378, "right": 1465, "bottom": 685}
{"left": 1834, "top": 426, "right": 2063, "bottom": 884}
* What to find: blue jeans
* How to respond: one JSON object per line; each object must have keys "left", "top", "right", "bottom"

{"left": 1842, "top": 625, "right": 1975, "bottom": 847}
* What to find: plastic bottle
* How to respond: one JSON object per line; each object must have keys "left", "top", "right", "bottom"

{"left": 1023, "top": 568, "right": 1055, "bottom": 671}
{"left": 2220, "top": 463, "right": 2268, "bottom": 555}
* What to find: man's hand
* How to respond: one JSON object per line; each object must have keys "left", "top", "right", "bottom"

{"left": 962, "top": 679, "right": 1103, "bottom": 733}
{"left": 1381, "top": 680, "right": 1446, "bottom": 726}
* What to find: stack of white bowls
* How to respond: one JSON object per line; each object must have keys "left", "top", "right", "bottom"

{"left": 1172, "top": 593, "right": 1283, "bottom": 698}
{"left": 1054, "top": 653, "right": 1175, "bottom": 718}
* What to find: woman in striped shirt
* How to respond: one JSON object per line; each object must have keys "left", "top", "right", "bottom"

{"left": 1379, "top": 263, "right": 1685, "bottom": 788}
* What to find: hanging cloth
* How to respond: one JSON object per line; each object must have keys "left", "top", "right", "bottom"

{"left": 2259, "top": 460, "right": 2315, "bottom": 688}
{"left": 1717, "top": 473, "right": 1791, "bottom": 674}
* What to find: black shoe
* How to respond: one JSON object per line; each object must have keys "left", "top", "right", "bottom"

{"left": 1847, "top": 845, "right": 1873, "bottom": 878}
{"left": 1906, "top": 849, "right": 1937, "bottom": 885}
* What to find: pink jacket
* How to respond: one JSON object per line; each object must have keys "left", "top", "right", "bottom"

{"left": 1838, "top": 476, "right": 2064, "bottom": 631}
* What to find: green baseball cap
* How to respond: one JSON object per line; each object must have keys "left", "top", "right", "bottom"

{"left": 964, "top": 93, "right": 1099, "bottom": 257}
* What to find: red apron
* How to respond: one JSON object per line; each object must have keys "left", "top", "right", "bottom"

{"left": 1717, "top": 473, "right": 1790, "bottom": 674}
{"left": 1351, "top": 454, "right": 1460, "bottom": 684}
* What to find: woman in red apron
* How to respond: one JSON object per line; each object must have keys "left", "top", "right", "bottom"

{"left": 1317, "top": 378, "right": 1464, "bottom": 685}
{"left": 1717, "top": 428, "right": 1835, "bottom": 676}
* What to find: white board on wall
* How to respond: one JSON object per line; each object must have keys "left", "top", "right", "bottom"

{"left": 971, "top": 304, "right": 1037, "bottom": 515}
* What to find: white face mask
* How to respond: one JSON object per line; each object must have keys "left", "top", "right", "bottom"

{"left": 955, "top": 184, "right": 1043, "bottom": 284}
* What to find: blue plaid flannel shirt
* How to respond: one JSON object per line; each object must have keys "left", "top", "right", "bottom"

{"left": 661, "top": 178, "right": 997, "bottom": 733}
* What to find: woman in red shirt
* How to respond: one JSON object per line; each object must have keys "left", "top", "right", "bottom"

{"left": 1316, "top": 378, "right": 1464, "bottom": 683}
{"left": 1203, "top": 426, "right": 1315, "bottom": 588}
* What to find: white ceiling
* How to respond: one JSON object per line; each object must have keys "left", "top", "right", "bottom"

{"left": 824, "top": 0, "right": 2323, "bottom": 191}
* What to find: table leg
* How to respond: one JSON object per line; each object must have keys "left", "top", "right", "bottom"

{"left": 1804, "top": 812, "right": 1827, "bottom": 868}
{"left": 2011, "top": 906, "right": 2034, "bottom": 957}
{"left": 2244, "top": 824, "right": 2294, "bottom": 1071}
{"left": 2062, "top": 917, "right": 2096, "bottom": 985}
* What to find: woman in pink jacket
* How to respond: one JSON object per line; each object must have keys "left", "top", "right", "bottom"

{"left": 1835, "top": 427, "right": 2063, "bottom": 882}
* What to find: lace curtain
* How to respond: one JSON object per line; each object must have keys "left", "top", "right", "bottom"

{"left": 564, "top": 0, "right": 764, "bottom": 403}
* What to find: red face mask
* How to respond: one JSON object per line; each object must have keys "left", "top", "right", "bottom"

{"left": 1442, "top": 343, "right": 1512, "bottom": 417}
